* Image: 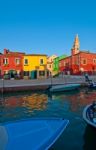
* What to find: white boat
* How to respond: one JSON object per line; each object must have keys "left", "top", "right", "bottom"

{"left": 0, "top": 118, "right": 69, "bottom": 150}
{"left": 83, "top": 103, "right": 96, "bottom": 128}
{"left": 49, "top": 83, "right": 80, "bottom": 92}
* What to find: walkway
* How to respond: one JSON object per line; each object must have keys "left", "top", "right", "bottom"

{"left": 0, "top": 75, "right": 96, "bottom": 93}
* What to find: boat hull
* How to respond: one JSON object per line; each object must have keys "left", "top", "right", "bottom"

{"left": 83, "top": 104, "right": 96, "bottom": 128}
{"left": 49, "top": 84, "right": 80, "bottom": 92}
{"left": 0, "top": 118, "right": 69, "bottom": 150}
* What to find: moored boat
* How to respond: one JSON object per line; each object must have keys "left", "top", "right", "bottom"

{"left": 84, "top": 74, "right": 96, "bottom": 89}
{"left": 0, "top": 118, "right": 69, "bottom": 150}
{"left": 49, "top": 83, "right": 80, "bottom": 92}
{"left": 83, "top": 102, "right": 96, "bottom": 128}
{"left": 88, "top": 82, "right": 96, "bottom": 88}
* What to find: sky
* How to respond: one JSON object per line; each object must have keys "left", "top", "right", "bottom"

{"left": 0, "top": 0, "right": 96, "bottom": 56}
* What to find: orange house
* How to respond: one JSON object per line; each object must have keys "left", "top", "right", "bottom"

{"left": 59, "top": 35, "right": 96, "bottom": 75}
{"left": 0, "top": 49, "right": 25, "bottom": 79}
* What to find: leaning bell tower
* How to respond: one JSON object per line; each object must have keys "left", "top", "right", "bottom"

{"left": 71, "top": 34, "right": 80, "bottom": 55}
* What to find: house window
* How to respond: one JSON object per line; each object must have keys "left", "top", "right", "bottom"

{"left": 65, "top": 62, "right": 69, "bottom": 66}
{"left": 24, "top": 59, "right": 28, "bottom": 65}
{"left": 39, "top": 71, "right": 45, "bottom": 76}
{"left": 3, "top": 58, "right": 8, "bottom": 65}
{"left": 51, "top": 58, "right": 53, "bottom": 62}
{"left": 15, "top": 58, "right": 20, "bottom": 65}
{"left": 82, "top": 59, "right": 87, "bottom": 65}
{"left": 24, "top": 71, "right": 29, "bottom": 76}
{"left": 49, "top": 64, "right": 51, "bottom": 68}
{"left": 93, "top": 59, "right": 96, "bottom": 64}
{"left": 40, "top": 59, "right": 44, "bottom": 65}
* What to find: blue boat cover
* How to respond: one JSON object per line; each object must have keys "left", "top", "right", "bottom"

{"left": 0, "top": 118, "right": 69, "bottom": 150}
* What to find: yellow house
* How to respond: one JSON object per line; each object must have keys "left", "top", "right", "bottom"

{"left": 23, "top": 54, "right": 48, "bottom": 79}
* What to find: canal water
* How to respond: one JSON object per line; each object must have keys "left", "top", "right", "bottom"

{"left": 0, "top": 88, "right": 96, "bottom": 150}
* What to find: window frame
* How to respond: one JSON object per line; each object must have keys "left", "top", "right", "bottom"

{"left": 40, "top": 59, "right": 44, "bottom": 65}
{"left": 15, "top": 58, "right": 20, "bottom": 65}
{"left": 82, "top": 59, "right": 87, "bottom": 65}
{"left": 93, "top": 58, "right": 96, "bottom": 64}
{"left": 24, "top": 59, "right": 28, "bottom": 65}
{"left": 3, "top": 58, "right": 9, "bottom": 65}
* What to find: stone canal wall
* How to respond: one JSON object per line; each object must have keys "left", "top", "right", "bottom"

{"left": 0, "top": 75, "right": 96, "bottom": 93}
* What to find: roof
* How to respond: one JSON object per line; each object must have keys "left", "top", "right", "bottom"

{"left": 73, "top": 50, "right": 96, "bottom": 55}
{"left": 59, "top": 50, "right": 96, "bottom": 61}
{"left": 59, "top": 54, "right": 67, "bottom": 60}
{"left": 80, "top": 50, "right": 96, "bottom": 54}
{"left": 25, "top": 54, "right": 47, "bottom": 56}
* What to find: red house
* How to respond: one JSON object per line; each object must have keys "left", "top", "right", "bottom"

{"left": 0, "top": 49, "right": 25, "bottom": 79}
{"left": 59, "top": 35, "right": 96, "bottom": 75}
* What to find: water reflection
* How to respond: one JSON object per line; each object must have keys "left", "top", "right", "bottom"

{"left": 0, "top": 89, "right": 96, "bottom": 123}
{"left": 0, "top": 93, "right": 48, "bottom": 123}
{"left": 23, "top": 94, "right": 48, "bottom": 110}
{"left": 83, "top": 125, "right": 96, "bottom": 150}
{"left": 49, "top": 89, "right": 96, "bottom": 112}
{"left": 1, "top": 88, "right": 96, "bottom": 149}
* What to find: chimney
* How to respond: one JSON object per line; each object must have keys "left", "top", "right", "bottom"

{"left": 4, "top": 49, "right": 10, "bottom": 54}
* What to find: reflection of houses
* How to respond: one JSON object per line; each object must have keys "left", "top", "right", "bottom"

{"left": 4, "top": 96, "right": 24, "bottom": 107}
{"left": 47, "top": 55, "right": 57, "bottom": 76}
{"left": 23, "top": 54, "right": 48, "bottom": 79}
{"left": 0, "top": 94, "right": 48, "bottom": 121}
{"left": 69, "top": 91, "right": 96, "bottom": 112}
{"left": 0, "top": 49, "right": 24, "bottom": 79}
{"left": 59, "top": 34, "right": 96, "bottom": 75}
{"left": 23, "top": 94, "right": 48, "bottom": 110}
{"left": 3, "top": 94, "right": 48, "bottom": 110}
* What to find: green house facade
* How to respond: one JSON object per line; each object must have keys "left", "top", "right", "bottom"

{"left": 53, "top": 54, "right": 67, "bottom": 76}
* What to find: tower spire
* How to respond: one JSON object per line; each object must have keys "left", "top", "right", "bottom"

{"left": 71, "top": 34, "right": 80, "bottom": 55}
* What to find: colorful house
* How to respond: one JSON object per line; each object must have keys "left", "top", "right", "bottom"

{"left": 0, "top": 49, "right": 24, "bottom": 79}
{"left": 59, "top": 35, "right": 96, "bottom": 75}
{"left": 53, "top": 54, "right": 67, "bottom": 76}
{"left": 23, "top": 54, "right": 48, "bottom": 79}
{"left": 47, "top": 55, "right": 57, "bottom": 76}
